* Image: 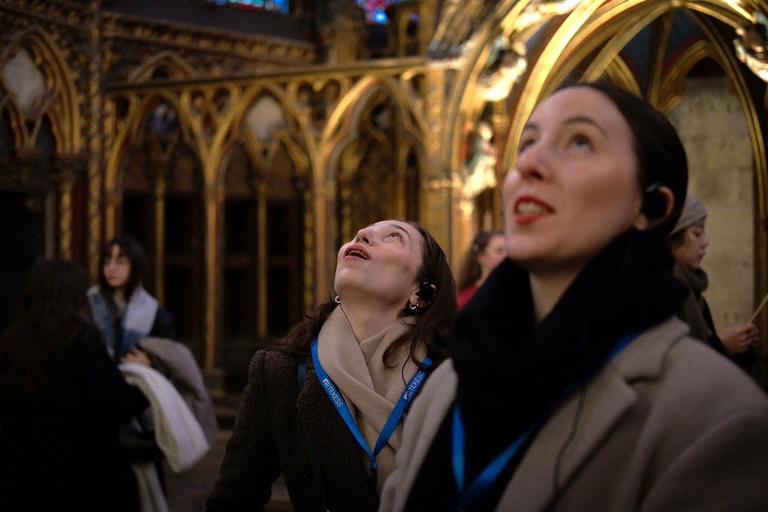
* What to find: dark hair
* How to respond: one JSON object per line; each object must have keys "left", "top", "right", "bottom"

{"left": 279, "top": 220, "right": 457, "bottom": 367}
{"left": 456, "top": 230, "right": 505, "bottom": 291}
{"left": 0, "top": 259, "right": 95, "bottom": 399}
{"left": 99, "top": 235, "right": 149, "bottom": 311}
{"left": 558, "top": 82, "right": 689, "bottom": 234}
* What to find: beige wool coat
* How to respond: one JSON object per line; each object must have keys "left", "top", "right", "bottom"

{"left": 380, "top": 318, "right": 768, "bottom": 512}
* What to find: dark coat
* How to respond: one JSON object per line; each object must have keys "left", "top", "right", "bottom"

{"left": 0, "top": 330, "right": 149, "bottom": 511}
{"left": 206, "top": 349, "right": 380, "bottom": 512}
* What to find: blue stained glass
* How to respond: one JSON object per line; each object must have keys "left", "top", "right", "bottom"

{"left": 205, "top": 0, "right": 289, "bottom": 14}
{"left": 356, "top": 0, "right": 399, "bottom": 23}
{"left": 372, "top": 10, "right": 388, "bottom": 23}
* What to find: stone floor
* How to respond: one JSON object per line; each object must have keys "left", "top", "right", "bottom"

{"left": 164, "top": 395, "right": 292, "bottom": 512}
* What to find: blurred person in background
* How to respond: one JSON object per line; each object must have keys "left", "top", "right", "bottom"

{"left": 0, "top": 259, "right": 149, "bottom": 512}
{"left": 456, "top": 230, "right": 507, "bottom": 309}
{"left": 669, "top": 193, "right": 759, "bottom": 369}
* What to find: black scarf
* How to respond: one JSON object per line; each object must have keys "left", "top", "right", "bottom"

{"left": 404, "top": 229, "right": 688, "bottom": 511}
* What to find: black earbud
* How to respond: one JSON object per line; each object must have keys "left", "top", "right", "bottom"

{"left": 416, "top": 282, "right": 435, "bottom": 302}
{"left": 642, "top": 181, "right": 667, "bottom": 220}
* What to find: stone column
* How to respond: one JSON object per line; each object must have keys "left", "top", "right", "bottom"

{"left": 149, "top": 160, "right": 169, "bottom": 305}
{"left": 252, "top": 175, "right": 268, "bottom": 338}
{"left": 53, "top": 166, "right": 78, "bottom": 259}
{"left": 203, "top": 184, "right": 224, "bottom": 373}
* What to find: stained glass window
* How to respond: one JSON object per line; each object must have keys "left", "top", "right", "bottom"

{"left": 204, "top": 0, "right": 289, "bottom": 14}
{"left": 356, "top": 0, "right": 399, "bottom": 24}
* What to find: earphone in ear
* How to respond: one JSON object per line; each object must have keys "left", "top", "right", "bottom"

{"left": 416, "top": 281, "right": 435, "bottom": 302}
{"left": 642, "top": 181, "right": 667, "bottom": 220}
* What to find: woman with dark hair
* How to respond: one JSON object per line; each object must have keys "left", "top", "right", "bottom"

{"left": 669, "top": 193, "right": 759, "bottom": 368}
{"left": 0, "top": 259, "right": 149, "bottom": 511}
{"left": 207, "top": 220, "right": 457, "bottom": 512}
{"left": 456, "top": 230, "right": 506, "bottom": 309}
{"left": 381, "top": 83, "right": 768, "bottom": 511}
{"left": 88, "top": 235, "right": 177, "bottom": 363}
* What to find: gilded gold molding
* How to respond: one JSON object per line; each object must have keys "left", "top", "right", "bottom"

{"left": 647, "top": 12, "right": 676, "bottom": 106}
{"left": 601, "top": 57, "right": 643, "bottom": 96}
{"left": 657, "top": 40, "right": 716, "bottom": 113}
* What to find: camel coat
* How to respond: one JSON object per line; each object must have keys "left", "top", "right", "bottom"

{"left": 380, "top": 318, "right": 768, "bottom": 512}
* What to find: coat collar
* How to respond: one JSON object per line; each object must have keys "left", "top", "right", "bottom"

{"left": 399, "top": 317, "right": 690, "bottom": 512}
{"left": 495, "top": 317, "right": 689, "bottom": 512}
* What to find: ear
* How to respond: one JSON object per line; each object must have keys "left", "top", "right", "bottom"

{"left": 634, "top": 185, "right": 674, "bottom": 231}
{"left": 409, "top": 285, "right": 420, "bottom": 309}
{"left": 410, "top": 283, "right": 437, "bottom": 308}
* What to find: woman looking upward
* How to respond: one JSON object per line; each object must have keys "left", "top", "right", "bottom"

{"left": 207, "top": 220, "right": 456, "bottom": 512}
{"left": 381, "top": 83, "right": 768, "bottom": 512}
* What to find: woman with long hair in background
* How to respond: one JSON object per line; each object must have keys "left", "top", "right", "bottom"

{"left": 0, "top": 259, "right": 149, "bottom": 511}
{"left": 88, "top": 235, "right": 177, "bottom": 365}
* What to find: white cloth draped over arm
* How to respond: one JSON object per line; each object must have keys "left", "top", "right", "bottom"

{"left": 120, "top": 362, "right": 210, "bottom": 473}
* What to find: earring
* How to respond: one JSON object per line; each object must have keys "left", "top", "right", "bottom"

{"left": 334, "top": 295, "right": 341, "bottom": 304}
{"left": 409, "top": 301, "right": 418, "bottom": 310}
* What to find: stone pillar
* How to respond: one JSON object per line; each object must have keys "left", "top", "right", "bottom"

{"left": 421, "top": 67, "right": 453, "bottom": 256}
{"left": 203, "top": 184, "right": 225, "bottom": 373}
{"left": 53, "top": 166, "right": 78, "bottom": 259}
{"left": 294, "top": 176, "right": 314, "bottom": 310}
{"left": 253, "top": 175, "right": 268, "bottom": 338}
{"left": 149, "top": 160, "right": 169, "bottom": 305}
{"left": 87, "top": 0, "right": 104, "bottom": 280}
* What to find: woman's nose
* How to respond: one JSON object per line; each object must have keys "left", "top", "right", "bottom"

{"left": 514, "top": 143, "right": 549, "bottom": 181}
{"left": 355, "top": 227, "right": 372, "bottom": 244}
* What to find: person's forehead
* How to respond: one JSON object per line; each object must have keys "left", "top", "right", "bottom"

{"left": 108, "top": 245, "right": 128, "bottom": 259}
{"left": 529, "top": 88, "right": 627, "bottom": 130}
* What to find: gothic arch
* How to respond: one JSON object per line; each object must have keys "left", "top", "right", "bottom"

{"left": 319, "top": 76, "right": 426, "bottom": 185}
{"left": 0, "top": 27, "right": 81, "bottom": 153}
{"left": 216, "top": 84, "right": 313, "bottom": 186}
{"left": 0, "top": 86, "right": 23, "bottom": 152}
{"left": 107, "top": 93, "right": 196, "bottom": 193}
{"left": 499, "top": 0, "right": 765, "bottom": 170}
{"left": 128, "top": 51, "right": 195, "bottom": 83}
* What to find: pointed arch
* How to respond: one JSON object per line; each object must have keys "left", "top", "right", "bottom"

{"left": 128, "top": 51, "right": 195, "bottom": 83}
{"left": 319, "top": 76, "right": 426, "bottom": 185}
{"left": 0, "top": 27, "right": 81, "bottom": 153}
{"left": 0, "top": 88, "right": 24, "bottom": 153}
{"left": 214, "top": 83, "right": 315, "bottom": 186}
{"left": 107, "top": 93, "right": 197, "bottom": 193}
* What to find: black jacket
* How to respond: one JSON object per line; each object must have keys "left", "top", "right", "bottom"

{"left": 0, "top": 330, "right": 149, "bottom": 511}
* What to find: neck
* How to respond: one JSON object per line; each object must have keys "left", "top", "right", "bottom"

{"left": 114, "top": 287, "right": 126, "bottom": 303}
{"left": 338, "top": 301, "right": 401, "bottom": 342}
{"left": 528, "top": 267, "right": 580, "bottom": 324}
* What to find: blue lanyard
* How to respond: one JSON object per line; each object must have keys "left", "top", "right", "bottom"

{"left": 451, "top": 332, "right": 638, "bottom": 510}
{"left": 310, "top": 336, "right": 432, "bottom": 483}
